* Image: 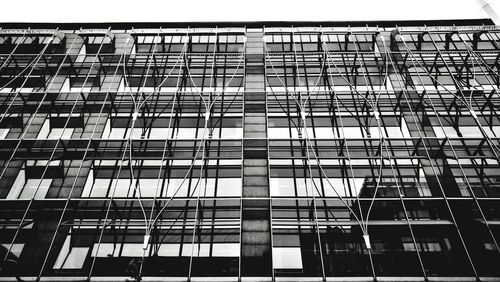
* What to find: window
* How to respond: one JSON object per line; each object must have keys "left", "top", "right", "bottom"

{"left": 7, "top": 165, "right": 53, "bottom": 199}
{"left": 157, "top": 244, "right": 181, "bottom": 256}
{"left": 212, "top": 127, "right": 243, "bottom": 139}
{"left": 270, "top": 178, "right": 296, "bottom": 196}
{"left": 102, "top": 115, "right": 242, "bottom": 140}
{"left": 432, "top": 126, "right": 458, "bottom": 138}
{"left": 181, "top": 243, "right": 210, "bottom": 257}
{"left": 82, "top": 168, "right": 139, "bottom": 198}
{"left": 19, "top": 179, "right": 52, "bottom": 199}
{"left": 82, "top": 35, "right": 114, "bottom": 54}
{"left": 138, "top": 179, "right": 163, "bottom": 197}
{"left": 121, "top": 243, "right": 147, "bottom": 257}
{"left": 91, "top": 243, "right": 117, "bottom": 257}
{"left": 1, "top": 243, "right": 24, "bottom": 258}
{"left": 54, "top": 235, "right": 89, "bottom": 269}
{"left": 61, "top": 77, "right": 92, "bottom": 93}
{"left": 37, "top": 117, "right": 76, "bottom": 140}
{"left": 268, "top": 128, "right": 299, "bottom": 139}
{"left": 273, "top": 247, "right": 303, "bottom": 269}
{"left": 0, "top": 114, "right": 22, "bottom": 139}
{"left": 0, "top": 128, "right": 9, "bottom": 139}
{"left": 109, "top": 179, "right": 136, "bottom": 198}
{"left": 403, "top": 238, "right": 442, "bottom": 252}
{"left": 212, "top": 243, "right": 239, "bottom": 257}
{"left": 270, "top": 177, "right": 363, "bottom": 197}
{"left": 216, "top": 178, "right": 242, "bottom": 197}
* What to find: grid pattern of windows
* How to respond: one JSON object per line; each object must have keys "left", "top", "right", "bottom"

{"left": 0, "top": 24, "right": 499, "bottom": 281}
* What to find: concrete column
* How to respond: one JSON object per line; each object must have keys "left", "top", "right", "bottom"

{"left": 240, "top": 28, "right": 272, "bottom": 277}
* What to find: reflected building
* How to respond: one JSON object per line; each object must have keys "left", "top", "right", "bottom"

{"left": 0, "top": 19, "right": 500, "bottom": 281}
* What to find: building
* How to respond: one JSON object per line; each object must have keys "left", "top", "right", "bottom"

{"left": 0, "top": 19, "right": 500, "bottom": 281}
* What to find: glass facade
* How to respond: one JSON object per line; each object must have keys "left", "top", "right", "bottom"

{"left": 0, "top": 23, "right": 499, "bottom": 281}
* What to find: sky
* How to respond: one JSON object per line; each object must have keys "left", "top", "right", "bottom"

{"left": 0, "top": 0, "right": 498, "bottom": 23}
